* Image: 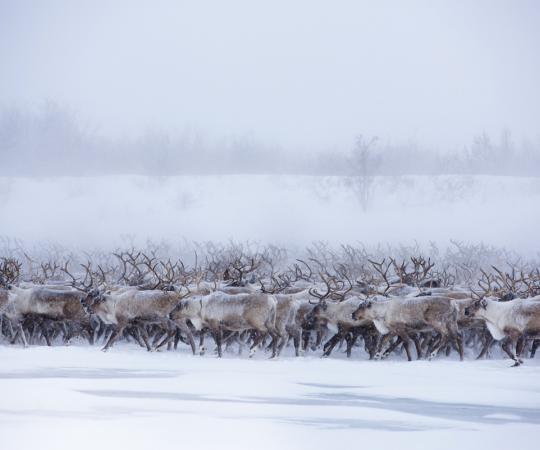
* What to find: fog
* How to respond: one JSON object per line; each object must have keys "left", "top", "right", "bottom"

{"left": 1, "top": 1, "right": 539, "bottom": 251}
{"left": 1, "top": 0, "right": 539, "bottom": 169}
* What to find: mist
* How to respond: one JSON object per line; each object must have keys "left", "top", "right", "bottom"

{"left": 1, "top": 0, "right": 539, "bottom": 251}
{"left": 1, "top": 0, "right": 539, "bottom": 161}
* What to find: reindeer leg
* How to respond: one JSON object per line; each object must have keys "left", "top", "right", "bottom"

{"left": 454, "top": 331, "right": 464, "bottom": 361}
{"left": 302, "top": 330, "right": 311, "bottom": 352}
{"left": 151, "top": 329, "right": 165, "bottom": 347}
{"left": 531, "top": 339, "right": 540, "bottom": 358}
{"left": 516, "top": 336, "right": 526, "bottom": 363}
{"left": 269, "top": 325, "right": 282, "bottom": 358}
{"left": 199, "top": 330, "right": 206, "bottom": 355}
{"left": 16, "top": 323, "right": 28, "bottom": 348}
{"left": 184, "top": 328, "right": 197, "bottom": 355}
{"left": 172, "top": 328, "right": 181, "bottom": 350}
{"left": 382, "top": 336, "right": 402, "bottom": 359}
{"left": 428, "top": 333, "right": 448, "bottom": 360}
{"left": 172, "top": 320, "right": 197, "bottom": 355}
{"left": 127, "top": 326, "right": 146, "bottom": 348}
{"left": 249, "top": 331, "right": 265, "bottom": 357}
{"left": 276, "top": 333, "right": 288, "bottom": 357}
{"left": 4, "top": 317, "right": 14, "bottom": 341}
{"left": 155, "top": 333, "right": 172, "bottom": 351}
{"left": 293, "top": 329, "right": 301, "bottom": 357}
{"left": 476, "top": 333, "right": 493, "bottom": 359}
{"left": 102, "top": 325, "right": 124, "bottom": 351}
{"left": 365, "top": 332, "right": 379, "bottom": 359}
{"left": 374, "top": 334, "right": 391, "bottom": 359}
{"left": 314, "top": 328, "right": 325, "bottom": 350}
{"left": 10, "top": 327, "right": 19, "bottom": 345}
{"left": 501, "top": 338, "right": 521, "bottom": 366}
{"left": 323, "top": 332, "right": 343, "bottom": 357}
{"left": 212, "top": 327, "right": 223, "bottom": 358}
{"left": 411, "top": 333, "right": 422, "bottom": 359}
{"left": 42, "top": 322, "right": 52, "bottom": 347}
{"left": 397, "top": 333, "right": 413, "bottom": 361}
{"left": 345, "top": 331, "right": 360, "bottom": 358}
{"left": 96, "top": 320, "right": 107, "bottom": 343}
{"left": 137, "top": 326, "right": 153, "bottom": 351}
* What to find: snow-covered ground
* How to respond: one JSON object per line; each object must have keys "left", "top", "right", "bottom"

{"left": 0, "top": 345, "right": 539, "bottom": 450}
{"left": 1, "top": 174, "right": 539, "bottom": 253}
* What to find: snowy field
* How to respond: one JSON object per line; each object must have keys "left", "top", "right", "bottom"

{"left": 1, "top": 174, "right": 540, "bottom": 449}
{"left": 1, "top": 174, "right": 539, "bottom": 252}
{"left": 0, "top": 345, "right": 539, "bottom": 450}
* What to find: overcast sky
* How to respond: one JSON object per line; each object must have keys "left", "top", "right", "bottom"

{"left": 1, "top": 0, "right": 539, "bottom": 151}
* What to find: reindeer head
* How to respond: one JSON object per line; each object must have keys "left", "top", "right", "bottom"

{"left": 169, "top": 296, "right": 199, "bottom": 322}
{"left": 351, "top": 300, "right": 372, "bottom": 320}
{"left": 303, "top": 301, "right": 328, "bottom": 329}
{"left": 80, "top": 288, "right": 106, "bottom": 314}
{"left": 464, "top": 298, "right": 488, "bottom": 317}
{"left": 61, "top": 261, "right": 105, "bottom": 315}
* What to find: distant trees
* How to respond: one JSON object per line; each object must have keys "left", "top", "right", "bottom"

{"left": 0, "top": 102, "right": 102, "bottom": 175}
{"left": 345, "top": 135, "right": 379, "bottom": 211}
{"left": 0, "top": 103, "right": 539, "bottom": 177}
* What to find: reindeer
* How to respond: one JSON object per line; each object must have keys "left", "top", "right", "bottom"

{"left": 63, "top": 260, "right": 194, "bottom": 352}
{"left": 352, "top": 296, "right": 464, "bottom": 361}
{"left": 259, "top": 277, "right": 305, "bottom": 356}
{"left": 80, "top": 287, "right": 192, "bottom": 352}
{"left": 169, "top": 291, "right": 281, "bottom": 357}
{"left": 0, "top": 284, "right": 94, "bottom": 346}
{"left": 464, "top": 297, "right": 540, "bottom": 366}
{"left": 303, "top": 273, "right": 376, "bottom": 358}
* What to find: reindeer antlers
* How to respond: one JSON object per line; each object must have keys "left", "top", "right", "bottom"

{"left": 0, "top": 257, "right": 21, "bottom": 287}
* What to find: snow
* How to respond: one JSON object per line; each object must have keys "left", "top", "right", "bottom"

{"left": 0, "top": 345, "right": 539, "bottom": 450}
{"left": 1, "top": 174, "right": 539, "bottom": 253}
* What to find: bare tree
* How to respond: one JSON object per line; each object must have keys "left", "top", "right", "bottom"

{"left": 346, "top": 135, "right": 379, "bottom": 211}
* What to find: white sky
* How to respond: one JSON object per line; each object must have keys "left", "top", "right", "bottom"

{"left": 1, "top": 0, "right": 539, "bottom": 151}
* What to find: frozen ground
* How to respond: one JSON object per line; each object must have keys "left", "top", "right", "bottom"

{"left": 1, "top": 174, "right": 539, "bottom": 252}
{"left": 0, "top": 345, "right": 539, "bottom": 450}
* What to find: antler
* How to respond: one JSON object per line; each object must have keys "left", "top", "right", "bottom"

{"left": 0, "top": 257, "right": 22, "bottom": 286}
{"left": 410, "top": 256, "right": 435, "bottom": 285}
{"left": 294, "top": 259, "right": 313, "bottom": 281}
{"left": 61, "top": 260, "right": 94, "bottom": 292}
{"left": 308, "top": 273, "right": 333, "bottom": 304}
{"left": 368, "top": 259, "right": 392, "bottom": 295}
{"left": 229, "top": 255, "right": 261, "bottom": 286}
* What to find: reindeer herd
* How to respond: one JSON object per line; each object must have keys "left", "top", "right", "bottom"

{"left": 1, "top": 246, "right": 540, "bottom": 366}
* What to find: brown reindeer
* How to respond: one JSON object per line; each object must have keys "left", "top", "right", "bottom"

{"left": 352, "top": 296, "right": 463, "bottom": 361}
{"left": 169, "top": 291, "right": 281, "bottom": 357}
